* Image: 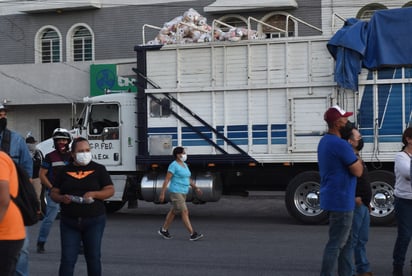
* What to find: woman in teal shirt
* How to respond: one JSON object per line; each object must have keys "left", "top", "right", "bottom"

{"left": 158, "top": 146, "right": 204, "bottom": 241}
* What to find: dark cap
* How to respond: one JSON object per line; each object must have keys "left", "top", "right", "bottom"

{"left": 26, "top": 136, "right": 37, "bottom": 143}
{"left": 324, "top": 105, "right": 353, "bottom": 124}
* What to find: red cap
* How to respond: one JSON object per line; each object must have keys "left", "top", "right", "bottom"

{"left": 324, "top": 105, "right": 353, "bottom": 123}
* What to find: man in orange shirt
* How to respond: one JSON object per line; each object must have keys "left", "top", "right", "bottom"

{"left": 0, "top": 151, "right": 25, "bottom": 275}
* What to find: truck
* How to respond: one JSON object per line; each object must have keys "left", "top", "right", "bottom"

{"left": 38, "top": 7, "right": 412, "bottom": 226}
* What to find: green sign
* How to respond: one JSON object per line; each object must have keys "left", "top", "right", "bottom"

{"left": 90, "top": 64, "right": 137, "bottom": 96}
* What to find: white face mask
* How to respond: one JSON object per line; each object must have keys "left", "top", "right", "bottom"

{"left": 179, "top": 154, "right": 187, "bottom": 162}
{"left": 76, "top": 152, "right": 92, "bottom": 166}
{"left": 27, "top": 144, "right": 36, "bottom": 153}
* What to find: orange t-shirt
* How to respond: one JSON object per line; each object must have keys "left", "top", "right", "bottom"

{"left": 0, "top": 151, "right": 25, "bottom": 240}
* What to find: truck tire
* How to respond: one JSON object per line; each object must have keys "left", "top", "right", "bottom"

{"left": 104, "top": 201, "right": 125, "bottom": 213}
{"left": 368, "top": 170, "right": 395, "bottom": 226}
{"left": 285, "top": 171, "right": 328, "bottom": 225}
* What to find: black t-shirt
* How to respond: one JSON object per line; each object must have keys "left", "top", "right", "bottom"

{"left": 54, "top": 161, "right": 113, "bottom": 218}
{"left": 32, "top": 150, "right": 42, "bottom": 178}
{"left": 356, "top": 161, "right": 372, "bottom": 206}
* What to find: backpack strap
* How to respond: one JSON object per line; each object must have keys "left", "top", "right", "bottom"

{"left": 0, "top": 129, "right": 11, "bottom": 154}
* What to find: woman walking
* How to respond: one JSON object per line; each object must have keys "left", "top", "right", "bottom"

{"left": 158, "top": 146, "right": 204, "bottom": 241}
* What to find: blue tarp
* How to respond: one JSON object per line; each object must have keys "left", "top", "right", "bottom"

{"left": 327, "top": 7, "right": 412, "bottom": 91}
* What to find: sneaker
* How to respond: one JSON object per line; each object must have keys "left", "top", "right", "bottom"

{"left": 158, "top": 227, "right": 172, "bottom": 239}
{"left": 37, "top": 242, "right": 45, "bottom": 254}
{"left": 189, "top": 232, "right": 204, "bottom": 241}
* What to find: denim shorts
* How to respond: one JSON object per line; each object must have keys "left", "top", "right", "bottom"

{"left": 170, "top": 193, "right": 187, "bottom": 214}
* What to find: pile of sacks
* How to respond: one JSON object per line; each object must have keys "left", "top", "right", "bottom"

{"left": 147, "top": 8, "right": 260, "bottom": 45}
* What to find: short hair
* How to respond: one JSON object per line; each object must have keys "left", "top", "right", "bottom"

{"left": 402, "top": 127, "right": 412, "bottom": 150}
{"left": 172, "top": 146, "right": 185, "bottom": 158}
{"left": 71, "top": 137, "right": 89, "bottom": 153}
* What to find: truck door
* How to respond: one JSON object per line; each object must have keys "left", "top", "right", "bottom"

{"left": 289, "top": 97, "right": 329, "bottom": 152}
{"left": 87, "top": 103, "right": 121, "bottom": 166}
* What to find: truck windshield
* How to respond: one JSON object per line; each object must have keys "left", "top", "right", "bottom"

{"left": 89, "top": 104, "right": 119, "bottom": 135}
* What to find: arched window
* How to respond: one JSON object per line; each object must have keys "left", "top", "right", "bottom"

{"left": 67, "top": 24, "right": 94, "bottom": 62}
{"left": 260, "top": 12, "right": 296, "bottom": 38}
{"left": 356, "top": 3, "right": 387, "bottom": 21}
{"left": 216, "top": 14, "right": 247, "bottom": 32}
{"left": 35, "top": 27, "right": 62, "bottom": 63}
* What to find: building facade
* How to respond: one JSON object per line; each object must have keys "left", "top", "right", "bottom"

{"left": 0, "top": 0, "right": 409, "bottom": 140}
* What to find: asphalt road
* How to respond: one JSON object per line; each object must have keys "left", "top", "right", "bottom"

{"left": 26, "top": 194, "right": 407, "bottom": 276}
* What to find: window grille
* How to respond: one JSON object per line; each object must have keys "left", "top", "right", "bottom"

{"left": 41, "top": 29, "right": 60, "bottom": 63}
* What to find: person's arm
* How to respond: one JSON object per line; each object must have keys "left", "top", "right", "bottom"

{"left": 159, "top": 171, "right": 173, "bottom": 203}
{"left": 18, "top": 137, "right": 33, "bottom": 178}
{"left": 190, "top": 178, "right": 202, "bottom": 195}
{"left": 83, "top": 185, "right": 114, "bottom": 201}
{"left": 50, "top": 187, "right": 71, "bottom": 205}
{"left": 0, "top": 180, "right": 10, "bottom": 222}
{"left": 349, "top": 159, "right": 363, "bottom": 177}
{"left": 394, "top": 152, "right": 411, "bottom": 181}
{"left": 39, "top": 167, "right": 53, "bottom": 189}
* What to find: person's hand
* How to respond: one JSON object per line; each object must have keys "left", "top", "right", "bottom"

{"left": 83, "top": 191, "right": 96, "bottom": 202}
{"left": 355, "top": 196, "right": 363, "bottom": 206}
{"left": 61, "top": 194, "right": 72, "bottom": 204}
{"left": 159, "top": 192, "right": 165, "bottom": 203}
{"left": 195, "top": 187, "right": 202, "bottom": 196}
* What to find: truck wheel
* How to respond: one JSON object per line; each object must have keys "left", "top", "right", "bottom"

{"left": 104, "top": 201, "right": 125, "bottom": 213}
{"left": 369, "top": 170, "right": 395, "bottom": 226}
{"left": 285, "top": 171, "right": 328, "bottom": 224}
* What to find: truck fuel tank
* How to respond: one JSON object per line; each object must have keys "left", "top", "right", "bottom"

{"left": 140, "top": 172, "right": 222, "bottom": 203}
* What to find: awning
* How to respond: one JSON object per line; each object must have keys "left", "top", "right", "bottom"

{"left": 19, "top": 0, "right": 101, "bottom": 14}
{"left": 204, "top": 0, "right": 298, "bottom": 13}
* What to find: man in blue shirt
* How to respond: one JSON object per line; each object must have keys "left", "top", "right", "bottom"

{"left": 0, "top": 104, "right": 33, "bottom": 276}
{"left": 318, "top": 105, "right": 363, "bottom": 276}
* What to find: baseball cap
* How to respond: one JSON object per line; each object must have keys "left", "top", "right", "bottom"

{"left": 324, "top": 105, "right": 353, "bottom": 123}
{"left": 0, "top": 104, "right": 7, "bottom": 111}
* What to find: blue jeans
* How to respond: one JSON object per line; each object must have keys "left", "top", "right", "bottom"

{"left": 320, "top": 211, "right": 354, "bottom": 276}
{"left": 15, "top": 227, "right": 29, "bottom": 276}
{"left": 37, "top": 191, "right": 60, "bottom": 242}
{"left": 393, "top": 197, "right": 412, "bottom": 268}
{"left": 351, "top": 204, "right": 370, "bottom": 274}
{"left": 59, "top": 214, "right": 106, "bottom": 276}
{"left": 37, "top": 191, "right": 60, "bottom": 243}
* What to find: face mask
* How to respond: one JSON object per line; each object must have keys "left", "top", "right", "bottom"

{"left": 339, "top": 121, "right": 354, "bottom": 139}
{"left": 179, "top": 154, "right": 187, "bottom": 162}
{"left": 76, "top": 152, "right": 92, "bottom": 166}
{"left": 27, "top": 143, "right": 36, "bottom": 153}
{"left": 355, "top": 138, "right": 364, "bottom": 151}
{"left": 56, "top": 141, "right": 68, "bottom": 153}
{"left": 0, "top": 117, "right": 7, "bottom": 132}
